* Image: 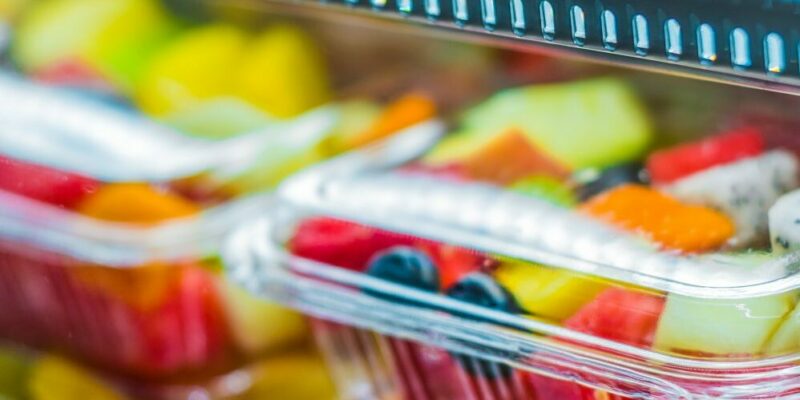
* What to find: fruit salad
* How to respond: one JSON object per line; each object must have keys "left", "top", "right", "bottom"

{"left": 0, "top": 79, "right": 439, "bottom": 382}
{"left": 0, "top": 149, "right": 315, "bottom": 379}
{"left": 0, "top": 0, "right": 452, "bottom": 388}
{"left": 240, "top": 77, "right": 800, "bottom": 398}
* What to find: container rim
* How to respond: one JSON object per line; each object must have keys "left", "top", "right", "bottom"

{"left": 223, "top": 214, "right": 800, "bottom": 398}
{"left": 277, "top": 145, "right": 800, "bottom": 300}
{"left": 0, "top": 120, "right": 444, "bottom": 267}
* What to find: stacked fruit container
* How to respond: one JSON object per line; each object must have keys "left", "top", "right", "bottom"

{"left": 7, "top": 0, "right": 800, "bottom": 399}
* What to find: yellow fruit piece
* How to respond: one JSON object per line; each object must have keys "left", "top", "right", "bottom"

{"left": 28, "top": 356, "right": 128, "bottom": 400}
{"left": 235, "top": 351, "right": 337, "bottom": 400}
{"left": 77, "top": 183, "right": 199, "bottom": 223}
{"left": 221, "top": 279, "right": 308, "bottom": 354}
{"left": 495, "top": 262, "right": 608, "bottom": 321}
{"left": 14, "top": 0, "right": 174, "bottom": 88}
{"left": 135, "top": 24, "right": 249, "bottom": 116}
{"left": 0, "top": 347, "right": 31, "bottom": 400}
{"left": 234, "top": 24, "right": 331, "bottom": 118}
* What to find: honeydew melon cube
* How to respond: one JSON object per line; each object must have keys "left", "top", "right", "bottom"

{"left": 451, "top": 78, "right": 653, "bottom": 169}
{"left": 653, "top": 293, "right": 797, "bottom": 355}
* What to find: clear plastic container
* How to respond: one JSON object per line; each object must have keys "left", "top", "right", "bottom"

{"left": 226, "top": 77, "right": 800, "bottom": 399}
{"left": 0, "top": 71, "right": 446, "bottom": 388}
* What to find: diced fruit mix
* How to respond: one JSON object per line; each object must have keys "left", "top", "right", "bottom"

{"left": 1, "top": 0, "right": 445, "bottom": 380}
{"left": 286, "top": 76, "right": 800, "bottom": 397}
{"left": 0, "top": 154, "right": 320, "bottom": 377}
{"left": 0, "top": 155, "right": 314, "bottom": 377}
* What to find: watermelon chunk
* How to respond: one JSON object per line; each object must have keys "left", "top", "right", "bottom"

{"left": 647, "top": 128, "right": 764, "bottom": 185}
{"left": 564, "top": 288, "right": 665, "bottom": 348}
{"left": 0, "top": 155, "right": 99, "bottom": 208}
{"left": 289, "top": 218, "right": 416, "bottom": 272}
{"left": 526, "top": 373, "right": 596, "bottom": 400}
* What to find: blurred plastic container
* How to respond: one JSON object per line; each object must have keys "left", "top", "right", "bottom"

{"left": 0, "top": 73, "right": 444, "bottom": 391}
{"left": 227, "top": 78, "right": 800, "bottom": 399}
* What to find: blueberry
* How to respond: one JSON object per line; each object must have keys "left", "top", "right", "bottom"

{"left": 446, "top": 273, "right": 521, "bottom": 314}
{"left": 446, "top": 273, "right": 520, "bottom": 379}
{"left": 577, "top": 162, "right": 648, "bottom": 201}
{"left": 363, "top": 246, "right": 439, "bottom": 303}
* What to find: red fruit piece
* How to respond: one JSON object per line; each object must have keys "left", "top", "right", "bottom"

{"left": 647, "top": 128, "right": 764, "bottom": 184}
{"left": 417, "top": 242, "right": 485, "bottom": 289}
{"left": 289, "top": 217, "right": 416, "bottom": 272}
{"left": 0, "top": 244, "right": 229, "bottom": 376}
{"left": 290, "top": 217, "right": 485, "bottom": 287}
{"left": 0, "top": 155, "right": 100, "bottom": 208}
{"left": 398, "top": 162, "right": 467, "bottom": 181}
{"left": 133, "top": 265, "right": 229, "bottom": 374}
{"left": 564, "top": 288, "right": 665, "bottom": 348}
{"left": 526, "top": 373, "right": 597, "bottom": 400}
{"left": 33, "top": 58, "right": 111, "bottom": 91}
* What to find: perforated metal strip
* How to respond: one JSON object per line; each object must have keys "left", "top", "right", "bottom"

{"left": 303, "top": 0, "right": 800, "bottom": 90}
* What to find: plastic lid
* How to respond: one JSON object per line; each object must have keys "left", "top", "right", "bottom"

{"left": 282, "top": 170, "right": 800, "bottom": 299}
{"left": 0, "top": 73, "right": 338, "bottom": 183}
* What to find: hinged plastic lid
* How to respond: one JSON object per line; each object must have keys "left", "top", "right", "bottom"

{"left": 279, "top": 139, "right": 800, "bottom": 300}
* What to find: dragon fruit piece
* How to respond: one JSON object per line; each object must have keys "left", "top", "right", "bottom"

{"left": 662, "top": 150, "right": 799, "bottom": 248}
{"left": 769, "top": 190, "right": 800, "bottom": 254}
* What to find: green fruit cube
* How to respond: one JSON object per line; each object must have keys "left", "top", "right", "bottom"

{"left": 764, "top": 298, "right": 800, "bottom": 355}
{"left": 455, "top": 78, "right": 653, "bottom": 169}
{"left": 495, "top": 262, "right": 608, "bottom": 321}
{"left": 654, "top": 293, "right": 796, "bottom": 355}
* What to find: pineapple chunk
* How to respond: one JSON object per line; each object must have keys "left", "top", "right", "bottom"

{"left": 495, "top": 262, "right": 608, "bottom": 321}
